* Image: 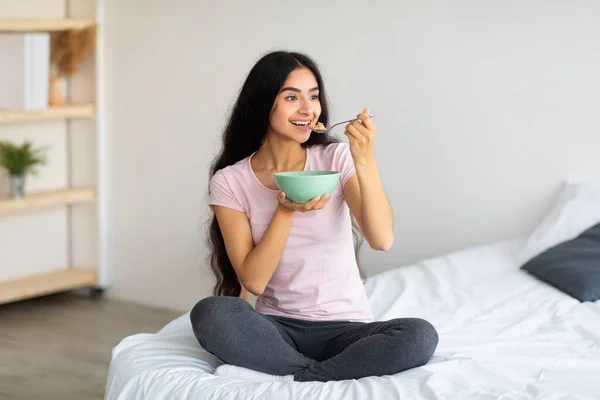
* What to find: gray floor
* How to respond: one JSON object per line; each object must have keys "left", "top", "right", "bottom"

{"left": 0, "top": 291, "right": 182, "bottom": 400}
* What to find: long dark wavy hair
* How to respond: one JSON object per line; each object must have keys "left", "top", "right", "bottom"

{"left": 208, "top": 50, "right": 364, "bottom": 297}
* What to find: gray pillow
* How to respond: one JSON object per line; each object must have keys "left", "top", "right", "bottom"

{"left": 520, "top": 222, "right": 600, "bottom": 302}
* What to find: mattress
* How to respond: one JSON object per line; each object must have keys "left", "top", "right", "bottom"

{"left": 105, "top": 238, "right": 600, "bottom": 399}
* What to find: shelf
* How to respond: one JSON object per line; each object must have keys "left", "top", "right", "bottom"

{"left": 0, "top": 18, "right": 95, "bottom": 32}
{"left": 0, "top": 104, "right": 96, "bottom": 124}
{"left": 0, "top": 187, "right": 96, "bottom": 215}
{"left": 0, "top": 268, "right": 98, "bottom": 305}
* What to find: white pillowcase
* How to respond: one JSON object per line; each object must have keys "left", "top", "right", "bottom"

{"left": 516, "top": 180, "right": 600, "bottom": 266}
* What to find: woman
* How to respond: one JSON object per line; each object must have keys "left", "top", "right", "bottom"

{"left": 191, "top": 50, "right": 438, "bottom": 382}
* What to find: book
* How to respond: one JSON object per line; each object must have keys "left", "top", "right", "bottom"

{"left": 0, "top": 32, "right": 50, "bottom": 111}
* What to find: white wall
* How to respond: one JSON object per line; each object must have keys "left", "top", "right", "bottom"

{"left": 104, "top": 0, "right": 600, "bottom": 311}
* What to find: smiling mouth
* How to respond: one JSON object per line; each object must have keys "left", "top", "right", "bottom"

{"left": 291, "top": 121, "right": 311, "bottom": 127}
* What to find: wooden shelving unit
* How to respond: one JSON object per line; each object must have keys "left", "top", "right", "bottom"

{"left": 0, "top": 18, "right": 95, "bottom": 32}
{"left": 0, "top": 7, "right": 105, "bottom": 306}
{"left": 0, "top": 104, "right": 95, "bottom": 124}
{"left": 0, "top": 187, "right": 96, "bottom": 215}
{"left": 0, "top": 268, "right": 98, "bottom": 305}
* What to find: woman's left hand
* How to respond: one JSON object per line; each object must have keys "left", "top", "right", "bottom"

{"left": 344, "top": 107, "right": 377, "bottom": 165}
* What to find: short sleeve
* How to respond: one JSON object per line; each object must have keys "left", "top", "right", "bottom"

{"left": 334, "top": 143, "right": 356, "bottom": 187}
{"left": 209, "top": 170, "right": 245, "bottom": 212}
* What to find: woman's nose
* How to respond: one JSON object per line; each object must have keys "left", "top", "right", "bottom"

{"left": 298, "top": 97, "right": 313, "bottom": 115}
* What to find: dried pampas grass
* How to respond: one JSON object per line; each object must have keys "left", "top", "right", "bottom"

{"left": 50, "top": 25, "right": 96, "bottom": 77}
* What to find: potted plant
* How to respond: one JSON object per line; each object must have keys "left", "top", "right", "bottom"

{"left": 0, "top": 140, "right": 47, "bottom": 198}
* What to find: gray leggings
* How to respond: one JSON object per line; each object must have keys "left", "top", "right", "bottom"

{"left": 190, "top": 296, "right": 439, "bottom": 382}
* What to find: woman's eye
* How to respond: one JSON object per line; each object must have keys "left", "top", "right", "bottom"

{"left": 284, "top": 94, "right": 319, "bottom": 101}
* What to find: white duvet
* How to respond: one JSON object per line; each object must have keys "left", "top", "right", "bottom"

{"left": 105, "top": 238, "right": 600, "bottom": 399}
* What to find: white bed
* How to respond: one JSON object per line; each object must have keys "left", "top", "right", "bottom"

{"left": 106, "top": 181, "right": 600, "bottom": 399}
{"left": 105, "top": 237, "right": 600, "bottom": 399}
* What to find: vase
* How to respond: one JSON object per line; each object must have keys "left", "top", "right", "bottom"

{"left": 48, "top": 74, "right": 66, "bottom": 107}
{"left": 10, "top": 174, "right": 25, "bottom": 199}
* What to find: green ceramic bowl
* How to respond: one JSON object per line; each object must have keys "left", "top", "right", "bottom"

{"left": 273, "top": 171, "right": 340, "bottom": 204}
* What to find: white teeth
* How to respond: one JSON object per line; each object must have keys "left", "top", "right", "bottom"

{"left": 291, "top": 121, "right": 309, "bottom": 126}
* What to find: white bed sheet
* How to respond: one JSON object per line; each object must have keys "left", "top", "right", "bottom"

{"left": 105, "top": 239, "right": 600, "bottom": 399}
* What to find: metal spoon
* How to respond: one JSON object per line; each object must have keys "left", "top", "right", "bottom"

{"left": 311, "top": 113, "right": 375, "bottom": 134}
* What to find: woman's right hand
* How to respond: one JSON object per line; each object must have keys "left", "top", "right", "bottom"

{"left": 277, "top": 192, "right": 331, "bottom": 213}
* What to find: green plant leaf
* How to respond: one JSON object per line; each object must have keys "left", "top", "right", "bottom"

{"left": 0, "top": 140, "right": 48, "bottom": 176}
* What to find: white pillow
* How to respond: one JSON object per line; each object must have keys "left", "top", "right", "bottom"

{"left": 516, "top": 180, "right": 600, "bottom": 266}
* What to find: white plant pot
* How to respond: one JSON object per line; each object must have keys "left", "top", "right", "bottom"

{"left": 10, "top": 174, "right": 25, "bottom": 198}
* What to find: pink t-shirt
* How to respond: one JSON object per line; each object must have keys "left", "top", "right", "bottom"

{"left": 209, "top": 142, "right": 373, "bottom": 322}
